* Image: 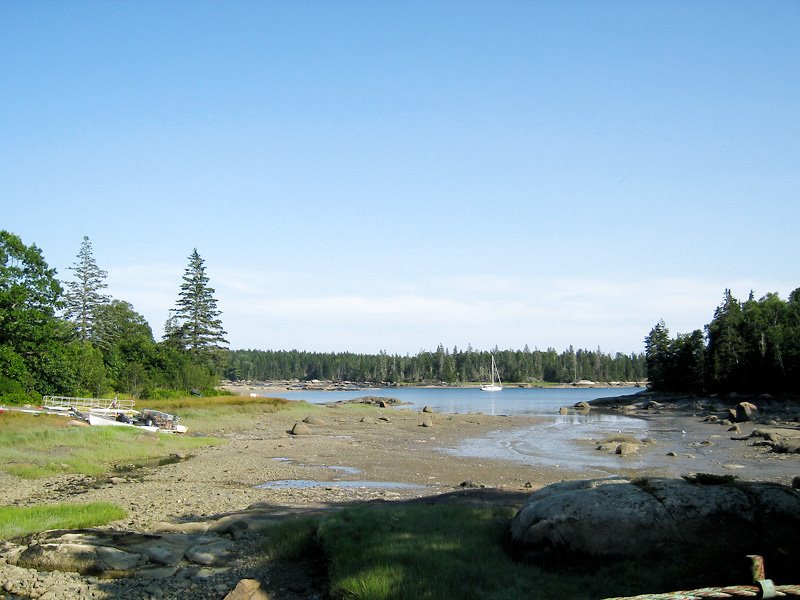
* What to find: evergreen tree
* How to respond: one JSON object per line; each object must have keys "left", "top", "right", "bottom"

{"left": 706, "top": 289, "right": 745, "bottom": 393}
{"left": 63, "top": 236, "right": 110, "bottom": 342}
{"left": 165, "top": 249, "right": 228, "bottom": 360}
{"left": 669, "top": 330, "right": 706, "bottom": 392}
{"left": 644, "top": 320, "right": 671, "bottom": 388}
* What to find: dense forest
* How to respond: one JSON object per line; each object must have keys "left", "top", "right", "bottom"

{"left": 224, "top": 346, "right": 646, "bottom": 385}
{"left": 645, "top": 288, "right": 800, "bottom": 394}
{"left": 1, "top": 231, "right": 226, "bottom": 403}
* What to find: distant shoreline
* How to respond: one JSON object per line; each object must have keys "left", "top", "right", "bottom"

{"left": 220, "top": 379, "right": 647, "bottom": 395}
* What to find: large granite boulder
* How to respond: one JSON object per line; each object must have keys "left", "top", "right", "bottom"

{"left": 510, "top": 476, "right": 800, "bottom": 578}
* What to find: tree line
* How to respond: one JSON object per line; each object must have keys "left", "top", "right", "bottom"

{"left": 224, "top": 345, "right": 646, "bottom": 385}
{"left": 1, "top": 231, "right": 649, "bottom": 403}
{"left": 645, "top": 288, "right": 800, "bottom": 394}
{"left": 1, "top": 231, "right": 227, "bottom": 403}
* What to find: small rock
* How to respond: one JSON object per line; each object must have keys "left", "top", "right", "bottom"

{"left": 616, "top": 442, "right": 638, "bottom": 455}
{"left": 736, "top": 401, "right": 758, "bottom": 422}
{"left": 224, "top": 578, "right": 270, "bottom": 600}
{"left": 360, "top": 416, "right": 375, "bottom": 424}
{"left": 422, "top": 406, "right": 433, "bottom": 413}
{"left": 144, "top": 583, "right": 165, "bottom": 598}
{"left": 290, "top": 422, "right": 311, "bottom": 435}
{"left": 596, "top": 442, "right": 619, "bottom": 453}
{"left": 304, "top": 415, "right": 325, "bottom": 426}
{"left": 138, "top": 566, "right": 179, "bottom": 579}
{"left": 421, "top": 419, "right": 433, "bottom": 428}
{"left": 185, "top": 539, "right": 234, "bottom": 566}
{"left": 459, "top": 480, "right": 485, "bottom": 489}
{"left": 96, "top": 546, "right": 141, "bottom": 571}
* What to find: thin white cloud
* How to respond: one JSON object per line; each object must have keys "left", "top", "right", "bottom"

{"left": 100, "top": 262, "right": 798, "bottom": 354}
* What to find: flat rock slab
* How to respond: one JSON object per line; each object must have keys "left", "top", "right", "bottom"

{"left": 185, "top": 538, "right": 234, "bottom": 566}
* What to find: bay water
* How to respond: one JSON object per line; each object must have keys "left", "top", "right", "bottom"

{"left": 270, "top": 386, "right": 790, "bottom": 480}
{"left": 274, "top": 385, "right": 642, "bottom": 415}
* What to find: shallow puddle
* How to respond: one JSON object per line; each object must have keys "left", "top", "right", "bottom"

{"left": 255, "top": 479, "right": 423, "bottom": 490}
{"left": 271, "top": 457, "right": 362, "bottom": 476}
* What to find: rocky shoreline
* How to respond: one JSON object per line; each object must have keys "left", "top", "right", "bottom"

{"left": 220, "top": 379, "right": 646, "bottom": 395}
{"left": 2, "top": 394, "right": 799, "bottom": 599}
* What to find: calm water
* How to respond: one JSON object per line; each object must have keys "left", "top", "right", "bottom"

{"left": 274, "top": 385, "right": 643, "bottom": 415}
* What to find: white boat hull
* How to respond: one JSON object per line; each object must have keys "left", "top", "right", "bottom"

{"left": 480, "top": 384, "right": 503, "bottom": 392}
{"left": 88, "top": 414, "right": 158, "bottom": 432}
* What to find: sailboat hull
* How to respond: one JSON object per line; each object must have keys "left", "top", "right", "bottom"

{"left": 480, "top": 384, "right": 502, "bottom": 392}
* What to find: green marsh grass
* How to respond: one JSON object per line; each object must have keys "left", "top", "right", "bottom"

{"left": 259, "top": 516, "right": 322, "bottom": 560}
{"left": 0, "top": 502, "right": 127, "bottom": 540}
{"left": 142, "top": 395, "right": 311, "bottom": 434}
{"left": 0, "top": 395, "right": 314, "bottom": 477}
{"left": 0, "top": 411, "right": 220, "bottom": 478}
{"left": 311, "top": 503, "right": 712, "bottom": 600}
{"left": 318, "top": 504, "right": 550, "bottom": 600}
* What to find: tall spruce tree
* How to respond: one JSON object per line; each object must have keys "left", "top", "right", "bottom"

{"left": 63, "top": 236, "right": 110, "bottom": 342}
{"left": 644, "top": 320, "right": 671, "bottom": 388}
{"left": 165, "top": 249, "right": 228, "bottom": 359}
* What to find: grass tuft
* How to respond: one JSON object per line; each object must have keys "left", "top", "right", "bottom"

{"left": 0, "top": 502, "right": 127, "bottom": 541}
{"left": 259, "top": 516, "right": 321, "bottom": 560}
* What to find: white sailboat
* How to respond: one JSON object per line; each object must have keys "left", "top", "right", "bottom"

{"left": 481, "top": 355, "right": 503, "bottom": 392}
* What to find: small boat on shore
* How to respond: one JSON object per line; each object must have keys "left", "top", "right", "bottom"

{"left": 41, "top": 395, "right": 187, "bottom": 433}
{"left": 87, "top": 413, "right": 159, "bottom": 432}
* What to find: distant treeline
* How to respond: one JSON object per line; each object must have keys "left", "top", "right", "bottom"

{"left": 224, "top": 345, "right": 647, "bottom": 385}
{"left": 645, "top": 288, "right": 800, "bottom": 394}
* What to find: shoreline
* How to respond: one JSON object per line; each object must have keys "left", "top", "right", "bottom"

{"left": 220, "top": 379, "right": 646, "bottom": 395}
{"left": 2, "top": 396, "right": 798, "bottom": 599}
{"left": 5, "top": 392, "right": 797, "bottom": 525}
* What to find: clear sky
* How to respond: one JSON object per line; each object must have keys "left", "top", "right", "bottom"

{"left": 2, "top": 1, "right": 798, "bottom": 355}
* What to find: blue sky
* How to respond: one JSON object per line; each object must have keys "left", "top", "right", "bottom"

{"left": 2, "top": 1, "right": 798, "bottom": 354}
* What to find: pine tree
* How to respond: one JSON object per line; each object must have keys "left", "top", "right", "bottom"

{"left": 165, "top": 249, "right": 228, "bottom": 359}
{"left": 644, "top": 320, "right": 671, "bottom": 389}
{"left": 63, "top": 236, "right": 110, "bottom": 342}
